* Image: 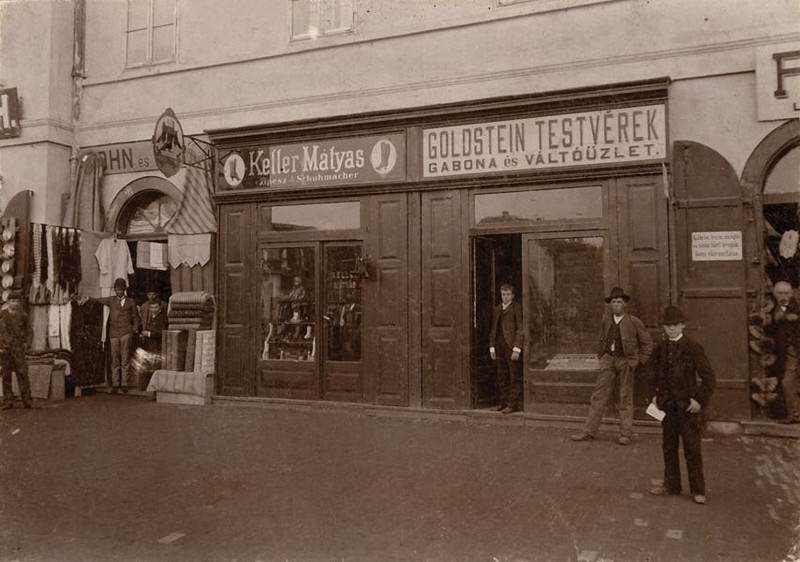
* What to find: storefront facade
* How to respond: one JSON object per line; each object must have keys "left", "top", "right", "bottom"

{"left": 211, "top": 80, "right": 680, "bottom": 417}
{"left": 2, "top": 1, "right": 796, "bottom": 421}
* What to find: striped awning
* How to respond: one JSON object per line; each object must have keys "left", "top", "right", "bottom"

{"left": 165, "top": 144, "right": 217, "bottom": 235}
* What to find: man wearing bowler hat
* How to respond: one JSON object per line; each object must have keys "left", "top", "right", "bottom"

{"left": 648, "top": 305, "right": 715, "bottom": 505}
{"left": 572, "top": 287, "right": 653, "bottom": 445}
{"left": 81, "top": 278, "right": 140, "bottom": 393}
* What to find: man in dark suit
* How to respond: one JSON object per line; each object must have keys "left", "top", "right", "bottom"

{"left": 489, "top": 283, "right": 524, "bottom": 414}
{"left": 765, "top": 281, "right": 800, "bottom": 424}
{"left": 648, "top": 306, "right": 716, "bottom": 505}
{"left": 81, "top": 278, "right": 140, "bottom": 394}
{"left": 572, "top": 287, "right": 653, "bottom": 444}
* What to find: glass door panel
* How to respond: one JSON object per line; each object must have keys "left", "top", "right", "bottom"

{"left": 259, "top": 246, "right": 316, "bottom": 362}
{"left": 324, "top": 245, "right": 363, "bottom": 362}
{"left": 322, "top": 243, "right": 364, "bottom": 403}
{"left": 525, "top": 235, "right": 605, "bottom": 371}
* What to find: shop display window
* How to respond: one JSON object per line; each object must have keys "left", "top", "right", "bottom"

{"left": 475, "top": 186, "right": 602, "bottom": 225}
{"left": 763, "top": 146, "right": 800, "bottom": 288}
{"left": 526, "top": 236, "right": 605, "bottom": 370}
{"left": 324, "top": 245, "right": 362, "bottom": 362}
{"left": 267, "top": 202, "right": 360, "bottom": 231}
{"left": 259, "top": 247, "right": 316, "bottom": 362}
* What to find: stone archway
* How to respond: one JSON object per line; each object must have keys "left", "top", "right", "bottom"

{"left": 741, "top": 119, "right": 800, "bottom": 422}
{"left": 106, "top": 175, "right": 182, "bottom": 234}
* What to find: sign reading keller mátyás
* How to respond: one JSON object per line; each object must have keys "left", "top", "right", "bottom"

{"left": 423, "top": 104, "right": 667, "bottom": 178}
{"left": 220, "top": 133, "right": 406, "bottom": 190}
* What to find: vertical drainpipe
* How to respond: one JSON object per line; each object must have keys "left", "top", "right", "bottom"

{"left": 67, "top": 0, "right": 86, "bottom": 221}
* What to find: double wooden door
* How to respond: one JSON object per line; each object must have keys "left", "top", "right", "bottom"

{"left": 217, "top": 191, "right": 471, "bottom": 409}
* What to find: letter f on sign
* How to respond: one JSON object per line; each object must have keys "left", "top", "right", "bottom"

{"left": 773, "top": 50, "right": 800, "bottom": 99}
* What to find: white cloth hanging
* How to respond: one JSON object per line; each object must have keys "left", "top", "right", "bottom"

{"left": 95, "top": 238, "right": 134, "bottom": 291}
{"left": 168, "top": 234, "right": 212, "bottom": 268}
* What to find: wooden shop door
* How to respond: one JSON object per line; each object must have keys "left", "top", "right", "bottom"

{"left": 673, "top": 141, "right": 752, "bottom": 420}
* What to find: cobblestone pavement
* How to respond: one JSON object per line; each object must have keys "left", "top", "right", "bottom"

{"left": 0, "top": 394, "right": 798, "bottom": 562}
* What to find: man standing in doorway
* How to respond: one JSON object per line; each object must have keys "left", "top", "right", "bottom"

{"left": 572, "top": 287, "right": 653, "bottom": 444}
{"left": 81, "top": 278, "right": 140, "bottom": 394}
{"left": 0, "top": 291, "right": 33, "bottom": 409}
{"left": 766, "top": 281, "right": 800, "bottom": 424}
{"left": 489, "top": 283, "right": 524, "bottom": 414}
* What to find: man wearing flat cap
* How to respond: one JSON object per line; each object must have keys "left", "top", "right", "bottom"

{"left": 648, "top": 305, "right": 716, "bottom": 505}
{"left": 80, "top": 278, "right": 140, "bottom": 393}
{"left": 572, "top": 287, "right": 653, "bottom": 445}
{"left": 0, "top": 291, "right": 33, "bottom": 409}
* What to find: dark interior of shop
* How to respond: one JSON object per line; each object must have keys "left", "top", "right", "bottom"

{"left": 471, "top": 234, "right": 522, "bottom": 409}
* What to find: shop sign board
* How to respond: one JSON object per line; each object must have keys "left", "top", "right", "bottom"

{"left": 152, "top": 108, "right": 185, "bottom": 178}
{"left": 219, "top": 133, "right": 405, "bottom": 190}
{"left": 86, "top": 141, "right": 158, "bottom": 175}
{"left": 691, "top": 231, "right": 743, "bottom": 261}
{"left": 0, "top": 88, "right": 21, "bottom": 139}
{"left": 756, "top": 43, "right": 800, "bottom": 121}
{"left": 422, "top": 104, "right": 666, "bottom": 178}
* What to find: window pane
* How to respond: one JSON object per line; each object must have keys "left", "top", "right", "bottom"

{"left": 323, "top": 0, "right": 353, "bottom": 33}
{"left": 268, "top": 202, "right": 360, "bottom": 231}
{"left": 764, "top": 145, "right": 800, "bottom": 196}
{"left": 152, "top": 0, "right": 175, "bottom": 26}
{"left": 291, "top": 0, "right": 318, "bottom": 38}
{"left": 127, "top": 0, "right": 149, "bottom": 31}
{"left": 526, "top": 236, "right": 605, "bottom": 369}
{"left": 125, "top": 194, "right": 176, "bottom": 235}
{"left": 325, "top": 246, "right": 362, "bottom": 361}
{"left": 475, "top": 186, "right": 602, "bottom": 225}
{"left": 152, "top": 24, "right": 175, "bottom": 61}
{"left": 260, "top": 247, "right": 316, "bottom": 362}
{"left": 127, "top": 29, "right": 149, "bottom": 66}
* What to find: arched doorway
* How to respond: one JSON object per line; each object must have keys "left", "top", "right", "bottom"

{"left": 742, "top": 119, "right": 800, "bottom": 422}
{"left": 108, "top": 176, "right": 180, "bottom": 305}
{"left": 116, "top": 189, "right": 176, "bottom": 305}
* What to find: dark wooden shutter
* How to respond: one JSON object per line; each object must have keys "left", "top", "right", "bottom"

{"left": 364, "top": 194, "right": 409, "bottom": 406}
{"left": 421, "top": 190, "right": 468, "bottom": 409}
{"left": 217, "top": 203, "right": 254, "bottom": 396}
{"left": 673, "top": 141, "right": 752, "bottom": 420}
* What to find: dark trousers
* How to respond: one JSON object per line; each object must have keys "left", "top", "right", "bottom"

{"left": 496, "top": 339, "right": 523, "bottom": 410}
{"left": 662, "top": 402, "right": 705, "bottom": 495}
{"left": 1, "top": 348, "right": 32, "bottom": 406}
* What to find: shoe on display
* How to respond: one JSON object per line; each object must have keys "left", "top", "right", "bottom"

{"left": 501, "top": 407, "right": 514, "bottom": 414}
{"left": 618, "top": 436, "right": 631, "bottom": 446}
{"left": 693, "top": 495, "right": 707, "bottom": 505}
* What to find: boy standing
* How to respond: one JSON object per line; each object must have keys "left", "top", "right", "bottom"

{"left": 649, "top": 306, "right": 716, "bottom": 505}
{"left": 489, "top": 283, "right": 524, "bottom": 414}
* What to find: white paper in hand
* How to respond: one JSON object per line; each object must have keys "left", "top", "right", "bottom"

{"left": 646, "top": 402, "right": 666, "bottom": 421}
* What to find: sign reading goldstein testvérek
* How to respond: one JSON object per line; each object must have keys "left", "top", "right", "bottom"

{"left": 423, "top": 104, "right": 667, "bottom": 178}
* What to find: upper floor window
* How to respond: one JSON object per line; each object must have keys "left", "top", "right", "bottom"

{"left": 291, "top": 0, "right": 354, "bottom": 41}
{"left": 127, "top": 0, "right": 176, "bottom": 67}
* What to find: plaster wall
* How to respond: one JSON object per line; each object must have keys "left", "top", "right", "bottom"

{"left": 79, "top": 0, "right": 799, "bottom": 146}
{"left": 669, "top": 73, "right": 795, "bottom": 179}
{"left": 0, "top": 1, "right": 75, "bottom": 223}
